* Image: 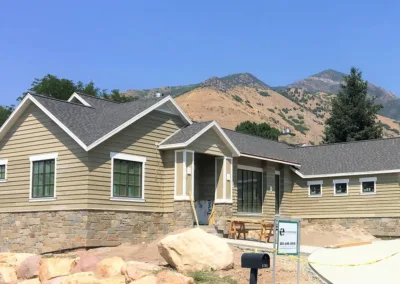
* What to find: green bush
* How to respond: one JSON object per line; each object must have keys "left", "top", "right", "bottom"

{"left": 232, "top": 95, "right": 243, "bottom": 103}
{"left": 297, "top": 114, "right": 304, "bottom": 119}
{"left": 267, "top": 108, "right": 275, "bottom": 113}
{"left": 258, "top": 91, "right": 270, "bottom": 97}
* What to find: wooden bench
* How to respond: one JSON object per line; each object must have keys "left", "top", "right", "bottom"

{"left": 225, "top": 218, "right": 274, "bottom": 242}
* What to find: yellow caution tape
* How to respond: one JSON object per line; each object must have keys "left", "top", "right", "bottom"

{"left": 271, "top": 248, "right": 400, "bottom": 267}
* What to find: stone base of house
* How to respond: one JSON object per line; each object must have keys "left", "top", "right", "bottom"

{"left": 302, "top": 217, "right": 400, "bottom": 237}
{"left": 214, "top": 203, "right": 233, "bottom": 233}
{"left": 0, "top": 206, "right": 195, "bottom": 254}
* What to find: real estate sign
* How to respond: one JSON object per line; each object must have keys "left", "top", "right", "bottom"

{"left": 277, "top": 220, "right": 299, "bottom": 255}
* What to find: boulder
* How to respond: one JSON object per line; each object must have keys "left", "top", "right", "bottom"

{"left": 94, "top": 275, "right": 126, "bottom": 284}
{"left": 121, "top": 263, "right": 149, "bottom": 283}
{"left": 71, "top": 253, "right": 100, "bottom": 273}
{"left": 123, "top": 261, "right": 161, "bottom": 272}
{"left": 16, "top": 255, "right": 42, "bottom": 279}
{"left": 95, "top": 257, "right": 125, "bottom": 278}
{"left": 131, "top": 275, "right": 157, "bottom": 284}
{"left": 0, "top": 253, "right": 35, "bottom": 268}
{"left": 156, "top": 270, "right": 195, "bottom": 284}
{"left": 18, "top": 278, "right": 41, "bottom": 284}
{"left": 42, "top": 276, "right": 67, "bottom": 284}
{"left": 38, "top": 258, "right": 75, "bottom": 281}
{"left": 158, "top": 228, "right": 233, "bottom": 272}
{"left": 60, "top": 272, "right": 96, "bottom": 284}
{"left": 0, "top": 267, "right": 17, "bottom": 284}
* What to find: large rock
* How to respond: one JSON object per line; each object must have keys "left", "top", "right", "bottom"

{"left": 42, "top": 276, "right": 67, "bottom": 284}
{"left": 121, "top": 263, "right": 149, "bottom": 283}
{"left": 0, "top": 253, "right": 36, "bottom": 268}
{"left": 0, "top": 267, "right": 17, "bottom": 283}
{"left": 95, "top": 257, "right": 125, "bottom": 278}
{"left": 131, "top": 275, "right": 157, "bottom": 284}
{"left": 60, "top": 272, "right": 96, "bottom": 284}
{"left": 18, "top": 278, "right": 41, "bottom": 284}
{"left": 39, "top": 258, "right": 75, "bottom": 281}
{"left": 156, "top": 270, "right": 195, "bottom": 284}
{"left": 71, "top": 253, "right": 100, "bottom": 273}
{"left": 123, "top": 261, "right": 161, "bottom": 272}
{"left": 16, "top": 255, "right": 42, "bottom": 279}
{"left": 158, "top": 228, "right": 233, "bottom": 271}
{"left": 94, "top": 275, "right": 126, "bottom": 284}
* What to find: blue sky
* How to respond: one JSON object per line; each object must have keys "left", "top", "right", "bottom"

{"left": 0, "top": 0, "right": 399, "bottom": 106}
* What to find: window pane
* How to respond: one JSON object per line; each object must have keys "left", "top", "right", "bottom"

{"left": 335, "top": 183, "right": 347, "bottom": 194}
{"left": 237, "top": 169, "right": 262, "bottom": 213}
{"left": 113, "top": 159, "right": 143, "bottom": 198}
{"left": 310, "top": 184, "right": 321, "bottom": 195}
{"left": 0, "top": 165, "right": 5, "bottom": 180}
{"left": 362, "top": 181, "right": 375, "bottom": 193}
{"left": 32, "top": 160, "right": 55, "bottom": 198}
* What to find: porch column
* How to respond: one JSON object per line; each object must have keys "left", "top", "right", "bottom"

{"left": 174, "top": 150, "right": 194, "bottom": 200}
{"left": 215, "top": 157, "right": 233, "bottom": 203}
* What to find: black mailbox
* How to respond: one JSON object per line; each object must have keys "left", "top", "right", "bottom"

{"left": 241, "top": 253, "right": 270, "bottom": 269}
{"left": 241, "top": 253, "right": 270, "bottom": 284}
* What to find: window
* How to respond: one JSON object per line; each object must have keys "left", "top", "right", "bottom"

{"left": 29, "top": 153, "right": 58, "bottom": 201}
{"left": 237, "top": 167, "right": 263, "bottom": 214}
{"left": 333, "top": 179, "right": 349, "bottom": 196}
{"left": 360, "top": 177, "right": 377, "bottom": 195}
{"left": 0, "top": 159, "right": 7, "bottom": 182}
{"left": 307, "top": 180, "right": 323, "bottom": 197}
{"left": 110, "top": 152, "right": 146, "bottom": 202}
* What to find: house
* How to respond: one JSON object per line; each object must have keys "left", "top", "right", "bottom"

{"left": 0, "top": 92, "right": 399, "bottom": 253}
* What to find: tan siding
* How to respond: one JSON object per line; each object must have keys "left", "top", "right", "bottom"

{"left": 215, "top": 158, "right": 224, "bottom": 200}
{"left": 285, "top": 173, "right": 400, "bottom": 218}
{"left": 0, "top": 104, "right": 88, "bottom": 212}
{"left": 185, "top": 151, "right": 194, "bottom": 197}
{"left": 226, "top": 158, "right": 232, "bottom": 200}
{"left": 175, "top": 152, "right": 184, "bottom": 197}
{"left": 188, "top": 129, "right": 231, "bottom": 156}
{"left": 87, "top": 111, "right": 184, "bottom": 213}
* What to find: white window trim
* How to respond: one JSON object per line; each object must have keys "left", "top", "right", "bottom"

{"left": 0, "top": 159, "right": 8, "bottom": 183}
{"left": 174, "top": 150, "right": 194, "bottom": 201}
{"left": 29, "top": 153, "right": 58, "bottom": 202}
{"left": 238, "top": 164, "right": 263, "bottom": 173}
{"left": 110, "top": 152, "right": 146, "bottom": 202}
{"left": 275, "top": 170, "right": 281, "bottom": 175}
{"left": 333, "top": 179, "right": 349, "bottom": 196}
{"left": 307, "top": 180, "right": 323, "bottom": 197}
{"left": 214, "top": 157, "right": 233, "bottom": 204}
{"left": 359, "top": 177, "right": 377, "bottom": 195}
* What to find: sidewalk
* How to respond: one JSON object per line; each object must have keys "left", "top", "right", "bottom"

{"left": 225, "top": 238, "right": 320, "bottom": 255}
{"left": 308, "top": 239, "right": 400, "bottom": 284}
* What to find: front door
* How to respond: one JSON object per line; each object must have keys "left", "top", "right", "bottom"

{"left": 275, "top": 173, "right": 280, "bottom": 214}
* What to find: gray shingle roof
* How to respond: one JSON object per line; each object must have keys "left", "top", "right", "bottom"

{"left": 290, "top": 137, "right": 400, "bottom": 176}
{"left": 160, "top": 121, "right": 213, "bottom": 145}
{"left": 223, "top": 129, "right": 300, "bottom": 164}
{"left": 32, "top": 94, "right": 164, "bottom": 146}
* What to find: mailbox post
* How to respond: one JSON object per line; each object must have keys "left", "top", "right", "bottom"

{"left": 241, "top": 253, "right": 270, "bottom": 284}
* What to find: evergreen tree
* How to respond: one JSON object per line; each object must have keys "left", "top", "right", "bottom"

{"left": 235, "top": 121, "right": 280, "bottom": 141}
{"left": 323, "top": 67, "right": 383, "bottom": 143}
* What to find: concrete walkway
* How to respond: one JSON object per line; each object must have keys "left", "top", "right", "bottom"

{"left": 225, "top": 238, "right": 320, "bottom": 255}
{"left": 308, "top": 240, "right": 400, "bottom": 284}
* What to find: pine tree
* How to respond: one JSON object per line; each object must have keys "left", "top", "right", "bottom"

{"left": 323, "top": 67, "right": 383, "bottom": 143}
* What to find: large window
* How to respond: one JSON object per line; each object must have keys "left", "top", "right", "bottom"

{"left": 110, "top": 152, "right": 146, "bottom": 201}
{"left": 360, "top": 177, "right": 376, "bottom": 195}
{"left": 29, "top": 153, "right": 58, "bottom": 201}
{"left": 237, "top": 168, "right": 263, "bottom": 213}
{"left": 333, "top": 179, "right": 349, "bottom": 196}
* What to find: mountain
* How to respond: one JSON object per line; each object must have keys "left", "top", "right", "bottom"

{"left": 287, "top": 69, "right": 397, "bottom": 105}
{"left": 123, "top": 71, "right": 400, "bottom": 144}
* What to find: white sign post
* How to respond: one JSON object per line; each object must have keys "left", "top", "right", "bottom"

{"left": 272, "top": 217, "right": 301, "bottom": 284}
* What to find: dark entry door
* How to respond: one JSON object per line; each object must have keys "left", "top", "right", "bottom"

{"left": 275, "top": 173, "right": 280, "bottom": 214}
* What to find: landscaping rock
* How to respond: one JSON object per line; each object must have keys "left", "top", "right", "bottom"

{"left": 0, "top": 253, "right": 35, "bottom": 268}
{"left": 95, "top": 257, "right": 125, "bottom": 278}
{"left": 16, "top": 255, "right": 41, "bottom": 279}
{"left": 38, "top": 258, "right": 75, "bottom": 281}
{"left": 18, "top": 278, "right": 41, "bottom": 284}
{"left": 71, "top": 253, "right": 100, "bottom": 273}
{"left": 60, "top": 272, "right": 96, "bottom": 284}
{"left": 0, "top": 267, "right": 17, "bottom": 284}
{"left": 158, "top": 228, "right": 233, "bottom": 271}
{"left": 131, "top": 275, "right": 157, "bottom": 284}
{"left": 123, "top": 261, "right": 161, "bottom": 272}
{"left": 121, "top": 263, "right": 149, "bottom": 283}
{"left": 42, "top": 276, "right": 67, "bottom": 284}
{"left": 156, "top": 270, "right": 195, "bottom": 284}
{"left": 95, "top": 275, "right": 126, "bottom": 284}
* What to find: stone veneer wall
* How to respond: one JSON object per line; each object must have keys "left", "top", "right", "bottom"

{"left": 214, "top": 203, "right": 233, "bottom": 233}
{"left": 0, "top": 206, "right": 195, "bottom": 254}
{"left": 302, "top": 217, "right": 400, "bottom": 237}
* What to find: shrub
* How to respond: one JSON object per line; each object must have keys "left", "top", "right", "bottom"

{"left": 258, "top": 91, "right": 270, "bottom": 97}
{"left": 267, "top": 108, "right": 275, "bottom": 113}
{"left": 232, "top": 95, "right": 243, "bottom": 103}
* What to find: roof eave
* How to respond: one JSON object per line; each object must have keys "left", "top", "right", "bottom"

{"left": 240, "top": 153, "right": 301, "bottom": 167}
{"left": 290, "top": 167, "right": 400, "bottom": 179}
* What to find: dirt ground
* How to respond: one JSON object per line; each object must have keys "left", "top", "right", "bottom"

{"left": 62, "top": 231, "right": 321, "bottom": 284}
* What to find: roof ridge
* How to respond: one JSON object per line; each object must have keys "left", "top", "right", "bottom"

{"left": 75, "top": 92, "right": 121, "bottom": 104}
{"left": 222, "top": 127, "right": 293, "bottom": 148}
{"left": 291, "top": 136, "right": 400, "bottom": 149}
{"left": 30, "top": 93, "right": 95, "bottom": 108}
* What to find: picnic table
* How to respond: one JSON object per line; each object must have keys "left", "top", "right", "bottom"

{"left": 225, "top": 218, "right": 274, "bottom": 242}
